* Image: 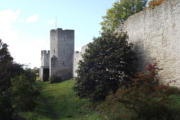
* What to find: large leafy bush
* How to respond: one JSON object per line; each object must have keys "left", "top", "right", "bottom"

{"left": 11, "top": 71, "right": 40, "bottom": 112}
{"left": 75, "top": 32, "right": 137, "bottom": 101}
{"left": 103, "top": 63, "right": 180, "bottom": 120}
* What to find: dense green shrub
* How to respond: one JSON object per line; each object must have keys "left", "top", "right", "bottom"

{"left": 11, "top": 73, "right": 40, "bottom": 112}
{"left": 0, "top": 90, "right": 14, "bottom": 120}
{"left": 74, "top": 32, "right": 137, "bottom": 101}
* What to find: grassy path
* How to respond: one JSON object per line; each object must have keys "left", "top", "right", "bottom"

{"left": 22, "top": 79, "right": 104, "bottom": 120}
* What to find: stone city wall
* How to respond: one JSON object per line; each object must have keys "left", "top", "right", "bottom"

{"left": 116, "top": 0, "right": 180, "bottom": 87}
{"left": 40, "top": 50, "right": 50, "bottom": 81}
{"left": 73, "top": 45, "right": 88, "bottom": 77}
{"left": 41, "top": 50, "right": 50, "bottom": 67}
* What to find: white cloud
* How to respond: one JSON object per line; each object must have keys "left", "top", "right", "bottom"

{"left": 26, "top": 14, "right": 39, "bottom": 23}
{"left": 0, "top": 9, "right": 22, "bottom": 64}
{"left": 0, "top": 9, "right": 20, "bottom": 31}
{"left": 0, "top": 9, "right": 43, "bottom": 68}
{"left": 18, "top": 18, "right": 25, "bottom": 23}
{"left": 49, "top": 19, "right": 55, "bottom": 25}
{"left": 0, "top": 9, "right": 20, "bottom": 46}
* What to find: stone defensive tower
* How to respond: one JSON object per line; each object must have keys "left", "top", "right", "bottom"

{"left": 39, "top": 50, "right": 50, "bottom": 81}
{"left": 50, "top": 28, "right": 74, "bottom": 81}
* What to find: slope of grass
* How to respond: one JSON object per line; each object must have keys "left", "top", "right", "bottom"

{"left": 22, "top": 79, "right": 104, "bottom": 120}
{"left": 21, "top": 79, "right": 180, "bottom": 120}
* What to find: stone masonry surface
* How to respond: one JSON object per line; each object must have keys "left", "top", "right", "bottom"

{"left": 73, "top": 45, "right": 88, "bottom": 77}
{"left": 40, "top": 50, "right": 50, "bottom": 81}
{"left": 116, "top": 0, "right": 180, "bottom": 87}
{"left": 40, "top": 28, "right": 74, "bottom": 81}
{"left": 50, "top": 28, "right": 74, "bottom": 80}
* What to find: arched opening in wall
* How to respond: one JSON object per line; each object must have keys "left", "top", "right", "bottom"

{"left": 43, "top": 68, "right": 49, "bottom": 81}
{"left": 51, "top": 56, "right": 57, "bottom": 67}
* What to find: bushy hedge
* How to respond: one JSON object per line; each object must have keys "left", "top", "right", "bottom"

{"left": 11, "top": 71, "right": 40, "bottom": 112}
{"left": 74, "top": 32, "right": 137, "bottom": 101}
{"left": 101, "top": 63, "right": 180, "bottom": 120}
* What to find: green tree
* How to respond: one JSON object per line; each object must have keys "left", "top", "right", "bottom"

{"left": 0, "top": 39, "right": 16, "bottom": 120}
{"left": 0, "top": 39, "right": 13, "bottom": 92}
{"left": 0, "top": 40, "right": 24, "bottom": 92}
{"left": 101, "top": 0, "right": 148, "bottom": 32}
{"left": 74, "top": 32, "right": 137, "bottom": 101}
{"left": 0, "top": 39, "right": 40, "bottom": 119}
{"left": 11, "top": 72, "right": 40, "bottom": 112}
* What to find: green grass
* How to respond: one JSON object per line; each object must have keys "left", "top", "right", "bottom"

{"left": 22, "top": 79, "right": 104, "bottom": 120}
{"left": 21, "top": 79, "right": 180, "bottom": 120}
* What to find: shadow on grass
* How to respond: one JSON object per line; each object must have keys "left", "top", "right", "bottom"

{"left": 23, "top": 80, "right": 104, "bottom": 120}
{"left": 33, "top": 80, "right": 87, "bottom": 119}
{"left": 35, "top": 94, "right": 59, "bottom": 119}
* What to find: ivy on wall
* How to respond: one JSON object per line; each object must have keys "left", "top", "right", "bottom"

{"left": 149, "top": 0, "right": 164, "bottom": 8}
